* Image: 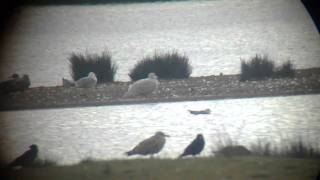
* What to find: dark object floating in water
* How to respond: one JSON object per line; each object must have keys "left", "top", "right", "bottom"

{"left": 0, "top": 74, "right": 30, "bottom": 94}
{"left": 179, "top": 134, "right": 205, "bottom": 158}
{"left": 215, "top": 145, "right": 251, "bottom": 156}
{"left": 8, "top": 144, "right": 38, "bottom": 168}
{"left": 188, "top": 108, "right": 211, "bottom": 115}
{"left": 125, "top": 131, "right": 169, "bottom": 156}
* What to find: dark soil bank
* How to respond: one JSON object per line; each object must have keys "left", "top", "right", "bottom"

{"left": 1, "top": 68, "right": 320, "bottom": 111}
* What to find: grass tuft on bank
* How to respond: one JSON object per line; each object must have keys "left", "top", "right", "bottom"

{"left": 214, "top": 136, "right": 320, "bottom": 159}
{"left": 240, "top": 54, "right": 295, "bottom": 81}
{"left": 129, "top": 51, "right": 192, "bottom": 81}
{"left": 275, "top": 60, "right": 295, "bottom": 78}
{"left": 69, "top": 50, "right": 117, "bottom": 84}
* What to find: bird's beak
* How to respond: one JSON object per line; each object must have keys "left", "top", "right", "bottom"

{"left": 165, "top": 134, "right": 170, "bottom": 137}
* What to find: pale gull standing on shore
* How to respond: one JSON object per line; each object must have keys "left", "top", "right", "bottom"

{"left": 125, "top": 131, "right": 169, "bottom": 156}
{"left": 75, "top": 72, "right": 97, "bottom": 88}
{"left": 62, "top": 78, "right": 75, "bottom": 87}
{"left": 179, "top": 134, "right": 205, "bottom": 158}
{"left": 124, "top": 72, "right": 159, "bottom": 97}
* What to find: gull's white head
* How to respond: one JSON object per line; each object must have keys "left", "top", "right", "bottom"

{"left": 88, "top": 72, "right": 97, "bottom": 81}
{"left": 148, "top": 73, "right": 158, "bottom": 80}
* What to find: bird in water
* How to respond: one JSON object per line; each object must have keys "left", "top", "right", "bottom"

{"left": 179, "top": 134, "right": 205, "bottom": 158}
{"left": 126, "top": 131, "right": 169, "bottom": 156}
{"left": 124, "top": 72, "right": 159, "bottom": 97}
{"left": 188, "top": 108, "right": 211, "bottom": 115}
{"left": 8, "top": 144, "right": 38, "bottom": 168}
{"left": 75, "top": 72, "right": 97, "bottom": 88}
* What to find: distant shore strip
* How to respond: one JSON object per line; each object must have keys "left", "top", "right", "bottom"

{"left": 0, "top": 68, "right": 319, "bottom": 111}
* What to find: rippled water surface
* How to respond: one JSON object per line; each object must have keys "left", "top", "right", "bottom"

{"left": 1, "top": 95, "right": 320, "bottom": 164}
{"left": 0, "top": 0, "right": 319, "bottom": 165}
{"left": 0, "top": 0, "right": 319, "bottom": 86}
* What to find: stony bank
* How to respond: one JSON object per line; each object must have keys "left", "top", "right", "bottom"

{"left": 0, "top": 68, "right": 320, "bottom": 111}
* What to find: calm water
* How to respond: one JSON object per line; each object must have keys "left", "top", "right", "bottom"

{"left": 1, "top": 95, "right": 320, "bottom": 164}
{"left": 0, "top": 0, "right": 319, "bottom": 165}
{"left": 0, "top": 0, "right": 319, "bottom": 87}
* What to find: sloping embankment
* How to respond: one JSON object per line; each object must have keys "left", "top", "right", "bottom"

{"left": 2, "top": 157, "right": 319, "bottom": 180}
{"left": 0, "top": 68, "right": 320, "bottom": 111}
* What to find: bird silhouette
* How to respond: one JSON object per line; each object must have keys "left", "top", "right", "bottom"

{"left": 0, "top": 74, "right": 30, "bottom": 94}
{"left": 188, "top": 109, "right": 211, "bottom": 115}
{"left": 62, "top": 78, "right": 75, "bottom": 87}
{"left": 179, "top": 134, "right": 205, "bottom": 158}
{"left": 124, "top": 72, "right": 159, "bottom": 97}
{"left": 126, "top": 131, "right": 169, "bottom": 156}
{"left": 9, "top": 73, "right": 19, "bottom": 79}
{"left": 8, "top": 144, "right": 38, "bottom": 168}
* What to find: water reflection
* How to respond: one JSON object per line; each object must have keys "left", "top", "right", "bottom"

{"left": 0, "top": 94, "right": 320, "bottom": 164}
{"left": 0, "top": 0, "right": 319, "bottom": 86}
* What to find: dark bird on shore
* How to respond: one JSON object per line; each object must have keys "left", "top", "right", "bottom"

{"left": 0, "top": 74, "right": 30, "bottom": 94}
{"left": 125, "top": 131, "right": 169, "bottom": 156}
{"left": 16, "top": 75, "right": 31, "bottom": 89}
{"left": 179, "top": 134, "right": 205, "bottom": 158}
{"left": 188, "top": 108, "right": 211, "bottom": 115}
{"left": 9, "top": 73, "right": 20, "bottom": 79}
{"left": 8, "top": 144, "right": 38, "bottom": 168}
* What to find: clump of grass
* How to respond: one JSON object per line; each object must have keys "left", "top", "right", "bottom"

{"left": 213, "top": 137, "right": 320, "bottom": 159}
{"left": 69, "top": 50, "right": 117, "bottom": 83}
{"left": 275, "top": 60, "right": 295, "bottom": 78}
{"left": 213, "top": 137, "right": 251, "bottom": 157}
{"left": 129, "top": 51, "right": 192, "bottom": 81}
{"left": 80, "top": 158, "right": 98, "bottom": 164}
{"left": 240, "top": 54, "right": 296, "bottom": 81}
{"left": 250, "top": 139, "right": 320, "bottom": 159}
{"left": 282, "top": 140, "right": 320, "bottom": 159}
{"left": 250, "top": 141, "right": 273, "bottom": 156}
{"left": 240, "top": 54, "right": 275, "bottom": 81}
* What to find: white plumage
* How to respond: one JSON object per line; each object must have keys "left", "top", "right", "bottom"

{"left": 62, "top": 78, "right": 75, "bottom": 87}
{"left": 125, "top": 73, "right": 159, "bottom": 97}
{"left": 126, "top": 131, "right": 169, "bottom": 156}
{"left": 75, "top": 72, "right": 97, "bottom": 88}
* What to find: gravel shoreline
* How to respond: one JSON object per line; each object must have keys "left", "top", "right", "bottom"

{"left": 1, "top": 68, "right": 320, "bottom": 111}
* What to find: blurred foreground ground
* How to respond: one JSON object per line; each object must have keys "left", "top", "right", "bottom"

{"left": 2, "top": 156, "right": 319, "bottom": 180}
